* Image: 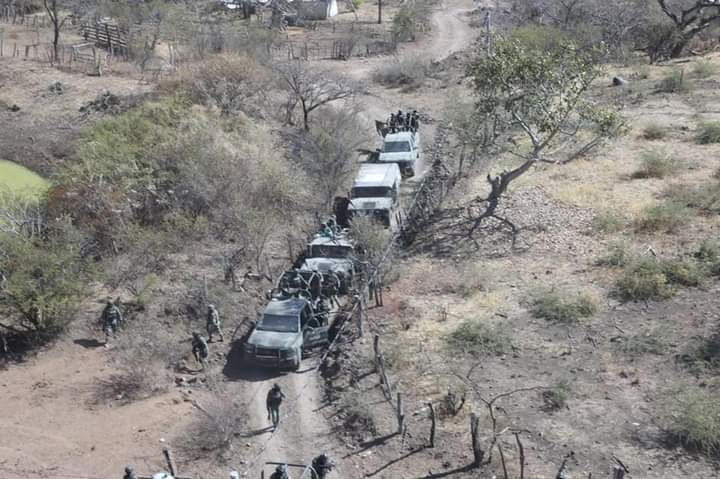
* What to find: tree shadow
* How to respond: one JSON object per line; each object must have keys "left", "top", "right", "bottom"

{"left": 344, "top": 431, "right": 399, "bottom": 458}
{"left": 73, "top": 338, "right": 105, "bottom": 349}
{"left": 366, "top": 447, "right": 426, "bottom": 477}
{"left": 417, "top": 463, "right": 477, "bottom": 478}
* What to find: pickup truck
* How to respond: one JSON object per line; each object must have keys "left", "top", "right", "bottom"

{"left": 300, "top": 234, "right": 355, "bottom": 294}
{"left": 378, "top": 131, "right": 420, "bottom": 178}
{"left": 243, "top": 296, "right": 329, "bottom": 370}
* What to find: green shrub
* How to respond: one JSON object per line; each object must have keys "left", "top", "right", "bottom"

{"left": 632, "top": 150, "right": 677, "bottom": 179}
{"left": 595, "top": 241, "right": 631, "bottom": 267}
{"left": 665, "top": 389, "right": 720, "bottom": 457}
{"left": 641, "top": 123, "right": 667, "bottom": 140}
{"left": 615, "top": 256, "right": 706, "bottom": 301}
{"left": 695, "top": 240, "right": 720, "bottom": 275}
{"left": 693, "top": 60, "right": 717, "bottom": 79}
{"left": 635, "top": 64, "right": 650, "bottom": 80}
{"left": 680, "top": 335, "right": 720, "bottom": 372}
{"left": 616, "top": 334, "right": 666, "bottom": 356}
{"left": 666, "top": 182, "right": 720, "bottom": 214}
{"left": 696, "top": 121, "right": 720, "bottom": 144}
{"left": 662, "top": 258, "right": 704, "bottom": 286}
{"left": 509, "top": 24, "right": 571, "bottom": 53}
{"left": 615, "top": 257, "right": 672, "bottom": 301}
{"left": 447, "top": 319, "right": 511, "bottom": 356}
{"left": 392, "top": 0, "right": 431, "bottom": 42}
{"left": 656, "top": 68, "right": 690, "bottom": 93}
{"left": 542, "top": 381, "right": 571, "bottom": 411}
{"left": 592, "top": 211, "right": 625, "bottom": 234}
{"left": 634, "top": 201, "right": 688, "bottom": 233}
{"left": 530, "top": 290, "right": 598, "bottom": 323}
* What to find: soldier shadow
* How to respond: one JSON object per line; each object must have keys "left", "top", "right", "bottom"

{"left": 73, "top": 338, "right": 105, "bottom": 349}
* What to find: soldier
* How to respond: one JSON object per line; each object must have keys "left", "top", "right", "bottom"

{"left": 206, "top": 304, "right": 223, "bottom": 342}
{"left": 396, "top": 109, "right": 403, "bottom": 131}
{"left": 101, "top": 299, "right": 123, "bottom": 344}
{"left": 320, "top": 222, "right": 333, "bottom": 238}
{"left": 123, "top": 466, "right": 137, "bottom": 479}
{"left": 405, "top": 111, "right": 412, "bottom": 131}
{"left": 266, "top": 383, "right": 286, "bottom": 429}
{"left": 411, "top": 110, "right": 419, "bottom": 131}
{"left": 270, "top": 464, "right": 289, "bottom": 479}
{"left": 191, "top": 332, "right": 209, "bottom": 370}
{"left": 311, "top": 453, "right": 334, "bottom": 479}
{"left": 388, "top": 113, "right": 396, "bottom": 130}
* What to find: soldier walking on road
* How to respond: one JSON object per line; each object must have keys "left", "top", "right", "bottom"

{"left": 270, "top": 464, "right": 290, "bottom": 479}
{"left": 191, "top": 332, "right": 209, "bottom": 370}
{"left": 206, "top": 304, "right": 223, "bottom": 342}
{"left": 123, "top": 466, "right": 137, "bottom": 479}
{"left": 101, "top": 299, "right": 123, "bottom": 345}
{"left": 311, "top": 453, "right": 334, "bottom": 479}
{"left": 266, "top": 383, "right": 286, "bottom": 430}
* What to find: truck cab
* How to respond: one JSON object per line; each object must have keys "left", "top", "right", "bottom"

{"left": 378, "top": 131, "right": 420, "bottom": 178}
{"left": 349, "top": 162, "right": 402, "bottom": 231}
{"left": 243, "top": 297, "right": 329, "bottom": 370}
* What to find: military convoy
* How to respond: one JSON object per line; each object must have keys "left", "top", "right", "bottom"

{"left": 242, "top": 111, "right": 420, "bottom": 370}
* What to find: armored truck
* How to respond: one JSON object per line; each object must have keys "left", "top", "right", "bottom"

{"left": 379, "top": 131, "right": 420, "bottom": 178}
{"left": 348, "top": 162, "right": 402, "bottom": 231}
{"left": 243, "top": 296, "right": 329, "bottom": 370}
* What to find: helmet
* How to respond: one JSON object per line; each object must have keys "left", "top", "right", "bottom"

{"left": 192, "top": 332, "right": 200, "bottom": 338}
{"left": 208, "top": 304, "right": 214, "bottom": 309}
{"left": 273, "top": 382, "right": 281, "bottom": 390}
{"left": 275, "top": 464, "right": 287, "bottom": 472}
{"left": 125, "top": 466, "right": 134, "bottom": 473}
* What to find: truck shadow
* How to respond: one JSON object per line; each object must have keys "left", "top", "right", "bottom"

{"left": 222, "top": 340, "right": 287, "bottom": 382}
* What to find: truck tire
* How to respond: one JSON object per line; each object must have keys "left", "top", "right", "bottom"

{"left": 405, "top": 166, "right": 415, "bottom": 178}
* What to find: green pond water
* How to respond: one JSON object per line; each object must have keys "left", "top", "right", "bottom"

{"left": 0, "top": 160, "right": 49, "bottom": 198}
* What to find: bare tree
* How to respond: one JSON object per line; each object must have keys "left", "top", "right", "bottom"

{"left": 655, "top": 0, "right": 720, "bottom": 57}
{"left": 285, "top": 106, "right": 370, "bottom": 211}
{"left": 275, "top": 61, "right": 359, "bottom": 130}
{"left": 43, "top": 0, "right": 69, "bottom": 63}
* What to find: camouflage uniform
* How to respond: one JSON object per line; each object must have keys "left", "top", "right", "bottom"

{"left": 101, "top": 301, "right": 122, "bottom": 343}
{"left": 270, "top": 464, "right": 289, "bottom": 479}
{"left": 311, "top": 454, "right": 334, "bottom": 479}
{"left": 266, "top": 383, "right": 286, "bottom": 429}
{"left": 206, "top": 304, "right": 223, "bottom": 342}
{"left": 192, "top": 332, "right": 209, "bottom": 370}
{"left": 123, "top": 466, "right": 138, "bottom": 479}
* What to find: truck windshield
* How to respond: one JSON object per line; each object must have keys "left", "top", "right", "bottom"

{"left": 257, "top": 314, "right": 298, "bottom": 333}
{"left": 310, "top": 245, "right": 351, "bottom": 258}
{"left": 351, "top": 186, "right": 391, "bottom": 198}
{"left": 383, "top": 141, "right": 411, "bottom": 153}
{"left": 351, "top": 209, "right": 390, "bottom": 227}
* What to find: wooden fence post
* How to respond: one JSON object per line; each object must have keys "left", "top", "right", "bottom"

{"left": 428, "top": 402, "right": 436, "bottom": 448}
{"left": 356, "top": 295, "right": 364, "bottom": 337}
{"left": 372, "top": 334, "right": 380, "bottom": 373}
{"left": 396, "top": 392, "right": 404, "bottom": 434}
{"left": 470, "top": 413, "right": 483, "bottom": 467}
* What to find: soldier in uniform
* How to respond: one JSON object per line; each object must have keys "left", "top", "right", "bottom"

{"left": 411, "top": 110, "right": 419, "bottom": 132}
{"left": 405, "top": 111, "right": 412, "bottom": 131}
{"left": 266, "top": 383, "right": 286, "bottom": 429}
{"left": 206, "top": 304, "right": 223, "bottom": 342}
{"left": 123, "top": 466, "right": 137, "bottom": 479}
{"left": 270, "top": 464, "right": 289, "bottom": 479}
{"left": 101, "top": 299, "right": 123, "bottom": 344}
{"left": 191, "top": 332, "right": 209, "bottom": 370}
{"left": 311, "top": 453, "right": 334, "bottom": 479}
